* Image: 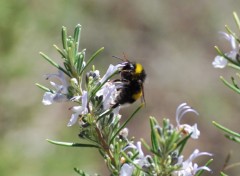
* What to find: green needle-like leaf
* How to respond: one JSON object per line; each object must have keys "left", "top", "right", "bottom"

{"left": 228, "top": 63, "right": 240, "bottom": 71}
{"left": 223, "top": 162, "right": 240, "bottom": 172}
{"left": 39, "top": 52, "right": 70, "bottom": 77}
{"left": 74, "top": 168, "right": 91, "bottom": 176}
{"left": 225, "top": 25, "right": 240, "bottom": 44}
{"left": 97, "top": 109, "right": 112, "bottom": 122}
{"left": 80, "top": 47, "right": 104, "bottom": 75}
{"left": 220, "top": 76, "right": 240, "bottom": 94}
{"left": 76, "top": 50, "right": 85, "bottom": 74}
{"left": 220, "top": 172, "right": 229, "bottom": 176}
{"left": 149, "top": 116, "right": 159, "bottom": 153}
{"left": 109, "top": 104, "right": 143, "bottom": 145}
{"left": 121, "top": 152, "right": 142, "bottom": 171}
{"left": 141, "top": 138, "right": 151, "bottom": 151}
{"left": 53, "top": 44, "right": 66, "bottom": 59}
{"left": 35, "top": 83, "right": 52, "bottom": 92}
{"left": 62, "top": 26, "right": 68, "bottom": 49}
{"left": 233, "top": 11, "right": 240, "bottom": 31}
{"left": 212, "top": 121, "right": 240, "bottom": 138}
{"left": 74, "top": 24, "right": 81, "bottom": 54}
{"left": 225, "top": 135, "right": 240, "bottom": 143}
{"left": 214, "top": 46, "right": 239, "bottom": 65}
{"left": 67, "top": 41, "right": 75, "bottom": 66}
{"left": 176, "top": 133, "right": 191, "bottom": 155}
{"left": 214, "top": 46, "right": 224, "bottom": 56}
{"left": 46, "top": 139, "right": 100, "bottom": 148}
{"left": 195, "top": 159, "right": 213, "bottom": 176}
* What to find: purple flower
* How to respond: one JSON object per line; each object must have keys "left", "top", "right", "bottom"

{"left": 42, "top": 70, "right": 69, "bottom": 105}
{"left": 173, "top": 149, "right": 212, "bottom": 176}
{"left": 212, "top": 32, "right": 239, "bottom": 68}
{"left": 176, "top": 103, "right": 200, "bottom": 139}
{"left": 120, "top": 141, "right": 151, "bottom": 176}
{"left": 68, "top": 91, "right": 88, "bottom": 126}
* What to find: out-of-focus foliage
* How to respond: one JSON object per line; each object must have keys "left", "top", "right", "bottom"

{"left": 1, "top": 0, "right": 240, "bottom": 175}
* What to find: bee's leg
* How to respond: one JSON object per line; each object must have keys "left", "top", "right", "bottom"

{"left": 112, "top": 79, "right": 121, "bottom": 82}
{"left": 111, "top": 102, "right": 119, "bottom": 109}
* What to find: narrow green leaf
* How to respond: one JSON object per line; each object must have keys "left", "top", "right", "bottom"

{"left": 228, "top": 63, "right": 240, "bottom": 71}
{"left": 46, "top": 139, "right": 100, "bottom": 148}
{"left": 225, "top": 134, "right": 240, "bottom": 143}
{"left": 220, "top": 76, "right": 240, "bottom": 94}
{"left": 220, "top": 172, "right": 229, "bottom": 176}
{"left": 212, "top": 121, "right": 240, "bottom": 138}
{"left": 141, "top": 138, "right": 151, "bottom": 151}
{"left": 109, "top": 105, "right": 143, "bottom": 145}
{"left": 39, "top": 52, "right": 70, "bottom": 77}
{"left": 74, "top": 168, "right": 90, "bottom": 176}
{"left": 176, "top": 133, "right": 191, "bottom": 155}
{"left": 67, "top": 42, "right": 75, "bottom": 66}
{"left": 225, "top": 25, "right": 240, "bottom": 43}
{"left": 63, "top": 61, "right": 71, "bottom": 73}
{"left": 35, "top": 83, "right": 52, "bottom": 92}
{"left": 214, "top": 46, "right": 239, "bottom": 65}
{"left": 74, "top": 24, "right": 81, "bottom": 43}
{"left": 149, "top": 116, "right": 159, "bottom": 153}
{"left": 39, "top": 52, "right": 59, "bottom": 67}
{"left": 233, "top": 11, "right": 240, "bottom": 31}
{"left": 121, "top": 152, "right": 142, "bottom": 171}
{"left": 195, "top": 159, "right": 213, "bottom": 176}
{"left": 231, "top": 77, "right": 239, "bottom": 89}
{"left": 97, "top": 109, "right": 112, "bottom": 122}
{"left": 74, "top": 24, "right": 81, "bottom": 55}
{"left": 62, "top": 26, "right": 67, "bottom": 49}
{"left": 53, "top": 44, "right": 66, "bottom": 59}
{"left": 222, "top": 151, "right": 232, "bottom": 172}
{"left": 165, "top": 131, "right": 180, "bottom": 153}
{"left": 225, "top": 25, "right": 235, "bottom": 36}
{"left": 76, "top": 51, "right": 85, "bottom": 74}
{"left": 214, "top": 46, "right": 224, "bottom": 56}
{"left": 223, "top": 162, "right": 240, "bottom": 171}
{"left": 80, "top": 47, "right": 104, "bottom": 75}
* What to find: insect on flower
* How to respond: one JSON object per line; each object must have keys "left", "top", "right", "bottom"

{"left": 111, "top": 54, "right": 147, "bottom": 109}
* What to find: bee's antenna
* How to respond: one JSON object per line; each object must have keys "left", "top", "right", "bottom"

{"left": 112, "top": 53, "right": 130, "bottom": 62}
{"left": 112, "top": 55, "right": 124, "bottom": 61}
{"left": 122, "top": 52, "right": 130, "bottom": 62}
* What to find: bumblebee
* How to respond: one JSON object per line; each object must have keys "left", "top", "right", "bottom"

{"left": 120, "top": 61, "right": 146, "bottom": 83}
{"left": 112, "top": 59, "right": 146, "bottom": 108}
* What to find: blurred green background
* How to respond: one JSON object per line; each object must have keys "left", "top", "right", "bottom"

{"left": 1, "top": 0, "right": 240, "bottom": 175}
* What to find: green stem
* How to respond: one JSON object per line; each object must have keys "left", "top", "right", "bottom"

{"left": 94, "top": 126, "right": 116, "bottom": 167}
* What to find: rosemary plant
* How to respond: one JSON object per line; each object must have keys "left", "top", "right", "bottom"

{"left": 37, "top": 24, "right": 212, "bottom": 176}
